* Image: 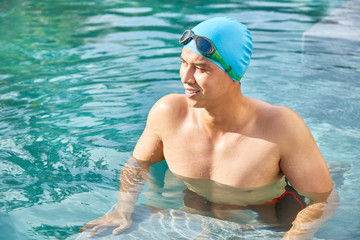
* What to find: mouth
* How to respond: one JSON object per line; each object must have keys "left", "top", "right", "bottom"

{"left": 185, "top": 89, "right": 200, "bottom": 98}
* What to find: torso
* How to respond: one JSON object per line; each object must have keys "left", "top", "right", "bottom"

{"left": 136, "top": 92, "right": 328, "bottom": 227}
{"left": 159, "top": 94, "right": 283, "bottom": 189}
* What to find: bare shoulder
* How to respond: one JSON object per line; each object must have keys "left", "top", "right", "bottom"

{"left": 256, "top": 101, "right": 308, "bottom": 139}
{"left": 146, "top": 94, "right": 188, "bottom": 129}
{"left": 251, "top": 99, "right": 315, "bottom": 151}
{"left": 149, "top": 94, "right": 187, "bottom": 118}
{"left": 256, "top": 99, "right": 301, "bottom": 122}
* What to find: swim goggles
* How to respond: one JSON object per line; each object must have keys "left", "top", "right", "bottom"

{"left": 179, "top": 30, "right": 241, "bottom": 81}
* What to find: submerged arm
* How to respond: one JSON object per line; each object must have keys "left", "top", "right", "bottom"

{"left": 283, "top": 188, "right": 339, "bottom": 239}
{"left": 80, "top": 156, "right": 150, "bottom": 237}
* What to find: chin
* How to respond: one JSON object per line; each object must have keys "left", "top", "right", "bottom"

{"left": 186, "top": 98, "right": 203, "bottom": 108}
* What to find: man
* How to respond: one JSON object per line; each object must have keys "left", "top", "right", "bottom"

{"left": 81, "top": 17, "right": 337, "bottom": 239}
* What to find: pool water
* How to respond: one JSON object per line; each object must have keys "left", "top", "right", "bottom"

{"left": 0, "top": 0, "right": 359, "bottom": 239}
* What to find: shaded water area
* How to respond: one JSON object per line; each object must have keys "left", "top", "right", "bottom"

{"left": 0, "top": 0, "right": 359, "bottom": 239}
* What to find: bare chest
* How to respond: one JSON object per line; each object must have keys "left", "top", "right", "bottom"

{"left": 162, "top": 130, "right": 282, "bottom": 188}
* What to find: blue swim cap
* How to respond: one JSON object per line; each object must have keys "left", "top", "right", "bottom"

{"left": 183, "top": 17, "right": 253, "bottom": 81}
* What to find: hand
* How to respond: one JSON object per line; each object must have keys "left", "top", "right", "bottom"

{"left": 80, "top": 210, "right": 132, "bottom": 237}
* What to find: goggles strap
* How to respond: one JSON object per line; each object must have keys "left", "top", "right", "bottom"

{"left": 225, "top": 66, "right": 232, "bottom": 73}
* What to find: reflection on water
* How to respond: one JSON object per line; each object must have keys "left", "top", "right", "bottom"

{"left": 0, "top": 0, "right": 359, "bottom": 239}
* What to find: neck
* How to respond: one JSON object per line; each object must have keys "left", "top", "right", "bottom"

{"left": 197, "top": 92, "right": 253, "bottom": 136}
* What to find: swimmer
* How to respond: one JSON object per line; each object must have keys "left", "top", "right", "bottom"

{"left": 81, "top": 17, "right": 339, "bottom": 239}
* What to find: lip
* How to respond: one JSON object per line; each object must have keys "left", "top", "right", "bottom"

{"left": 184, "top": 88, "right": 200, "bottom": 98}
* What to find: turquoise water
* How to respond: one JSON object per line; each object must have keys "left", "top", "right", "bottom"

{"left": 1, "top": 0, "right": 359, "bottom": 239}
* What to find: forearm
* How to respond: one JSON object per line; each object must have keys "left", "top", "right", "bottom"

{"left": 283, "top": 188, "right": 339, "bottom": 239}
{"left": 80, "top": 156, "right": 152, "bottom": 236}
{"left": 113, "top": 156, "right": 149, "bottom": 214}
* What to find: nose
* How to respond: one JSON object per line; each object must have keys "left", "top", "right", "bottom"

{"left": 180, "top": 64, "right": 196, "bottom": 85}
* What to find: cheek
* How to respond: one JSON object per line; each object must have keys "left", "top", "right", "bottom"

{"left": 196, "top": 77, "right": 215, "bottom": 95}
{"left": 193, "top": 70, "right": 210, "bottom": 82}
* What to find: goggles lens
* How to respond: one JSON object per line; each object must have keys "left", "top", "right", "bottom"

{"left": 179, "top": 30, "right": 192, "bottom": 45}
{"left": 195, "top": 37, "right": 213, "bottom": 55}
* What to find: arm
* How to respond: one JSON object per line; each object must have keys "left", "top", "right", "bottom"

{"left": 80, "top": 98, "right": 166, "bottom": 237}
{"left": 283, "top": 188, "right": 339, "bottom": 239}
{"left": 275, "top": 108, "right": 339, "bottom": 239}
{"left": 80, "top": 156, "right": 148, "bottom": 237}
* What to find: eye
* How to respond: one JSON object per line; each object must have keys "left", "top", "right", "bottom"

{"left": 195, "top": 65, "right": 206, "bottom": 72}
{"left": 180, "top": 59, "right": 187, "bottom": 66}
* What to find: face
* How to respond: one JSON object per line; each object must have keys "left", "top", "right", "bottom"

{"left": 180, "top": 48, "right": 235, "bottom": 108}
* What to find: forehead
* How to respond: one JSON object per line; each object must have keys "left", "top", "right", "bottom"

{"left": 181, "top": 48, "right": 214, "bottom": 66}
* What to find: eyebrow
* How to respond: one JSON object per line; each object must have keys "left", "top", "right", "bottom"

{"left": 194, "top": 62, "right": 207, "bottom": 68}
{"left": 180, "top": 56, "right": 208, "bottom": 68}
